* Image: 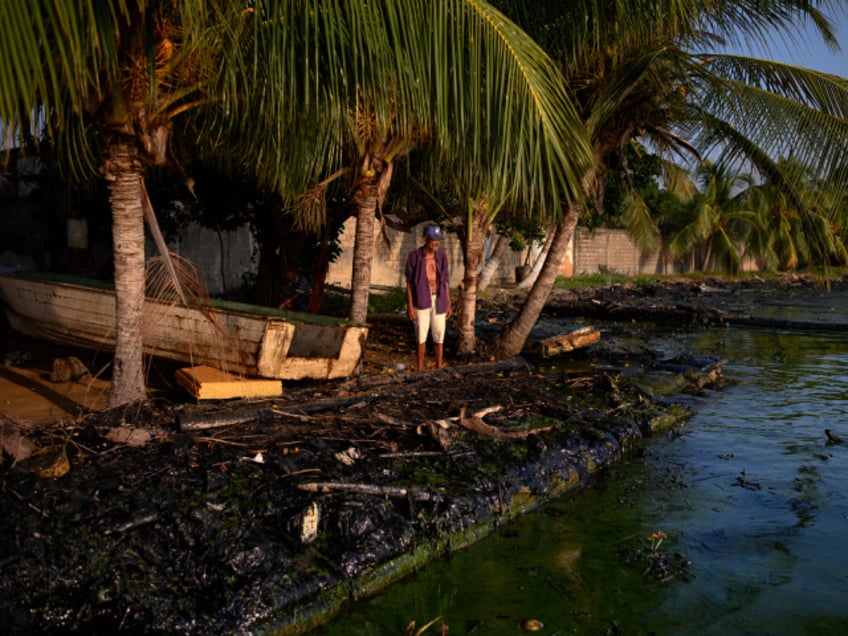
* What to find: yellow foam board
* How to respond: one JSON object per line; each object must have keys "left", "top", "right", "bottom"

{"left": 175, "top": 365, "right": 282, "bottom": 400}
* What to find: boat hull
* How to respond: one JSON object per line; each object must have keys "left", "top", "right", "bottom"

{"left": 0, "top": 273, "right": 368, "bottom": 381}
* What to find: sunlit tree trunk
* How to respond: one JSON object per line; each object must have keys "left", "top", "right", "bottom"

{"left": 455, "top": 199, "right": 488, "bottom": 354}
{"left": 349, "top": 153, "right": 396, "bottom": 323}
{"left": 516, "top": 226, "right": 554, "bottom": 290}
{"left": 489, "top": 201, "right": 581, "bottom": 359}
{"left": 349, "top": 165, "right": 380, "bottom": 324}
{"left": 478, "top": 233, "right": 509, "bottom": 291}
{"left": 103, "top": 138, "right": 147, "bottom": 407}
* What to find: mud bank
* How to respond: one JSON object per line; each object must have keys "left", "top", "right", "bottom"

{"left": 0, "top": 335, "right": 726, "bottom": 634}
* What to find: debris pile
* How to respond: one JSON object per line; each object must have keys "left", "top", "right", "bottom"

{"left": 0, "top": 347, "right": 725, "bottom": 634}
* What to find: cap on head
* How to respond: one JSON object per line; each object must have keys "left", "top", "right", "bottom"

{"left": 423, "top": 224, "right": 444, "bottom": 240}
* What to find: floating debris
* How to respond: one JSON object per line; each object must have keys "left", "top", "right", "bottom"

{"left": 825, "top": 429, "right": 844, "bottom": 444}
{"left": 241, "top": 451, "right": 265, "bottom": 464}
{"left": 519, "top": 618, "right": 545, "bottom": 631}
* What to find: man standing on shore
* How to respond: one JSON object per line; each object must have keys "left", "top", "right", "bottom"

{"left": 405, "top": 224, "right": 451, "bottom": 370}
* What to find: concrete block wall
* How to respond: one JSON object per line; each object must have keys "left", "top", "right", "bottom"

{"left": 574, "top": 227, "right": 682, "bottom": 275}
{"left": 326, "top": 219, "right": 526, "bottom": 289}
{"left": 158, "top": 220, "right": 763, "bottom": 297}
{"left": 574, "top": 228, "right": 645, "bottom": 275}
{"left": 152, "top": 221, "right": 257, "bottom": 297}
{"left": 573, "top": 227, "right": 760, "bottom": 276}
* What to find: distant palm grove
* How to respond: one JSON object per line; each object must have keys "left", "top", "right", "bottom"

{"left": 1, "top": 0, "right": 847, "bottom": 406}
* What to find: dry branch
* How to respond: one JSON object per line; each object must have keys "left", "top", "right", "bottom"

{"left": 379, "top": 451, "right": 444, "bottom": 459}
{"left": 178, "top": 408, "right": 268, "bottom": 431}
{"left": 426, "top": 421, "right": 453, "bottom": 451}
{"left": 458, "top": 407, "right": 553, "bottom": 439}
{"left": 374, "top": 412, "right": 410, "bottom": 427}
{"left": 297, "top": 481, "right": 440, "bottom": 501}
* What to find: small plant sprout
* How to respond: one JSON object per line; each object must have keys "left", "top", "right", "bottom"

{"left": 648, "top": 530, "right": 667, "bottom": 554}
{"left": 618, "top": 530, "right": 693, "bottom": 582}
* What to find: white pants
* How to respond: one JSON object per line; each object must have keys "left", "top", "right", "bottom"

{"left": 415, "top": 294, "right": 446, "bottom": 344}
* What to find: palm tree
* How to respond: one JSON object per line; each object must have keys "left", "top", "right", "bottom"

{"left": 1, "top": 1, "right": 591, "bottom": 405}
{"left": 662, "top": 161, "right": 763, "bottom": 273}
{"left": 488, "top": 0, "right": 848, "bottom": 358}
{"left": 745, "top": 159, "right": 848, "bottom": 270}
{"left": 1, "top": 2, "right": 208, "bottom": 406}
{"left": 251, "top": 2, "right": 592, "bottom": 325}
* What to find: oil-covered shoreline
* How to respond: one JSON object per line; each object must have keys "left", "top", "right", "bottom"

{"left": 0, "top": 347, "right": 726, "bottom": 634}
{"left": 5, "top": 272, "right": 841, "bottom": 634}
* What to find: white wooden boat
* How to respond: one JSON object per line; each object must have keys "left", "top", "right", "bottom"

{"left": 0, "top": 273, "right": 368, "bottom": 381}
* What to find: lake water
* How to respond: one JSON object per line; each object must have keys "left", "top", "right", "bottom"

{"left": 316, "top": 323, "right": 848, "bottom": 635}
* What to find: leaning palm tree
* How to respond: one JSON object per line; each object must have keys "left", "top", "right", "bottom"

{"left": 1, "top": 1, "right": 592, "bottom": 406}
{"left": 488, "top": 0, "right": 848, "bottom": 358}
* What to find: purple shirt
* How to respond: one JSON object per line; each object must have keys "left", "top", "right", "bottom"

{"left": 405, "top": 246, "right": 449, "bottom": 314}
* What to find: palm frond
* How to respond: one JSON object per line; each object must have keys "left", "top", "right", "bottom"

{"left": 0, "top": 0, "right": 131, "bottom": 175}
{"left": 708, "top": 0, "right": 843, "bottom": 56}
{"left": 204, "top": 1, "right": 591, "bottom": 220}
{"left": 687, "top": 57, "right": 848, "bottom": 182}
{"left": 621, "top": 191, "right": 661, "bottom": 253}
{"left": 145, "top": 250, "right": 210, "bottom": 305}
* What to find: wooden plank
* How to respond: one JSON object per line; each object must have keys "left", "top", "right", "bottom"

{"left": 175, "top": 365, "right": 282, "bottom": 400}
{"left": 540, "top": 326, "right": 600, "bottom": 356}
{"left": 256, "top": 321, "right": 296, "bottom": 378}
{"left": 177, "top": 407, "right": 268, "bottom": 431}
{"left": 523, "top": 326, "right": 600, "bottom": 357}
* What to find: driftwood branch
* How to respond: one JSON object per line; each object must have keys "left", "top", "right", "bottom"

{"left": 426, "top": 421, "right": 453, "bottom": 451}
{"left": 281, "top": 467, "right": 321, "bottom": 478}
{"left": 458, "top": 407, "right": 553, "bottom": 439}
{"left": 271, "top": 408, "right": 320, "bottom": 423}
{"left": 424, "top": 404, "right": 553, "bottom": 447}
{"left": 374, "top": 412, "right": 410, "bottom": 427}
{"left": 177, "top": 409, "right": 268, "bottom": 431}
{"left": 523, "top": 326, "right": 600, "bottom": 357}
{"left": 379, "top": 450, "right": 444, "bottom": 459}
{"left": 194, "top": 437, "right": 252, "bottom": 447}
{"left": 297, "top": 481, "right": 440, "bottom": 501}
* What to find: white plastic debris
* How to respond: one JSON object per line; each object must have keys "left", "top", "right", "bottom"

{"left": 300, "top": 502, "right": 320, "bottom": 543}
{"left": 241, "top": 451, "right": 265, "bottom": 464}
{"left": 334, "top": 447, "right": 361, "bottom": 466}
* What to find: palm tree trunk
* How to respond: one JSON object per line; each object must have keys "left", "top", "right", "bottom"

{"left": 489, "top": 202, "right": 581, "bottom": 359}
{"left": 308, "top": 234, "right": 331, "bottom": 314}
{"left": 478, "top": 233, "right": 509, "bottom": 291}
{"left": 455, "top": 200, "right": 487, "bottom": 354}
{"left": 349, "top": 175, "right": 378, "bottom": 323}
{"left": 701, "top": 243, "right": 712, "bottom": 271}
{"left": 104, "top": 139, "right": 147, "bottom": 407}
{"left": 516, "top": 226, "right": 554, "bottom": 290}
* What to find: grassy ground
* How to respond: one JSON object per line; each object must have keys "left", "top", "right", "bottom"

{"left": 552, "top": 266, "right": 848, "bottom": 290}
